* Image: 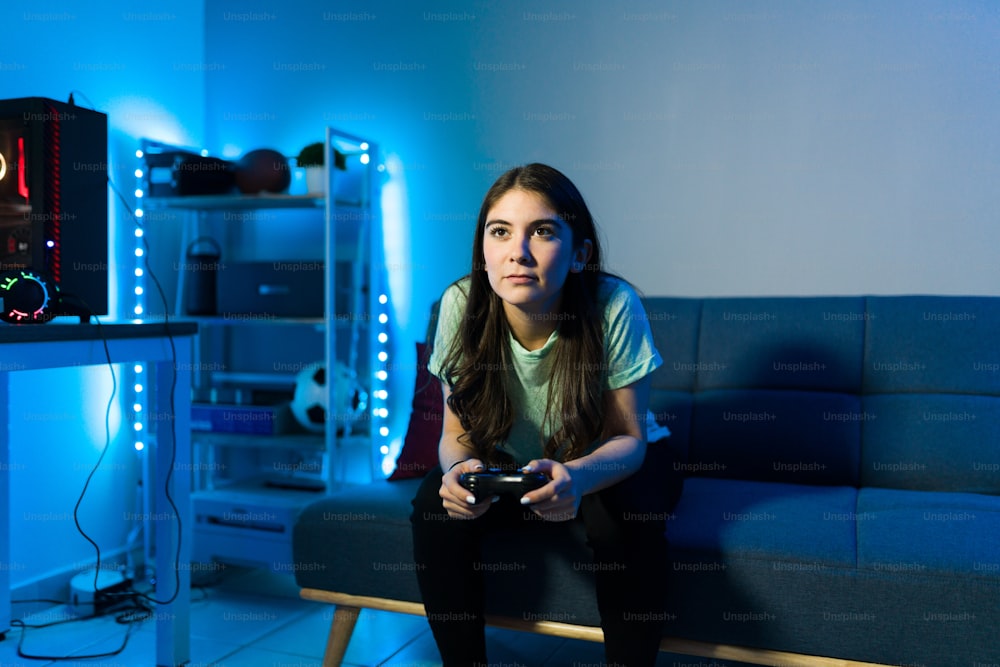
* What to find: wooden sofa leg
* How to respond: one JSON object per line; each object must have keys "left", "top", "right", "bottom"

{"left": 322, "top": 605, "right": 361, "bottom": 667}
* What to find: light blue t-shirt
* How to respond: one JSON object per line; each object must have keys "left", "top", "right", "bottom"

{"left": 428, "top": 275, "right": 663, "bottom": 464}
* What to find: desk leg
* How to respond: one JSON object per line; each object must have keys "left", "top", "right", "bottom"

{"left": 153, "top": 353, "right": 191, "bottom": 666}
{"left": 0, "top": 373, "right": 10, "bottom": 638}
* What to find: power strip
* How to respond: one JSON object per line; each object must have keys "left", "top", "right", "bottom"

{"left": 68, "top": 570, "right": 132, "bottom": 616}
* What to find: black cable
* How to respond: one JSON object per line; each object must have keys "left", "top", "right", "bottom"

{"left": 107, "top": 175, "right": 183, "bottom": 607}
{"left": 70, "top": 313, "right": 117, "bottom": 594}
{"left": 67, "top": 89, "right": 97, "bottom": 110}
{"left": 10, "top": 594, "right": 149, "bottom": 661}
{"left": 65, "top": 169, "right": 183, "bottom": 611}
{"left": 11, "top": 597, "right": 65, "bottom": 606}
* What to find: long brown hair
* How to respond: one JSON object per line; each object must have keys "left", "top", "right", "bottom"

{"left": 438, "top": 163, "right": 609, "bottom": 463}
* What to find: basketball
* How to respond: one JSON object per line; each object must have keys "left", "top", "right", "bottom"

{"left": 234, "top": 148, "right": 291, "bottom": 194}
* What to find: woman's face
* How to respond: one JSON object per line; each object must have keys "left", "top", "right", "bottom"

{"left": 481, "top": 188, "right": 591, "bottom": 316}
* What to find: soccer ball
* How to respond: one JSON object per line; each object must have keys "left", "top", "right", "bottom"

{"left": 291, "top": 362, "right": 368, "bottom": 434}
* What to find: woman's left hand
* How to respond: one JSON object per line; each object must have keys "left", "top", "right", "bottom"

{"left": 519, "top": 459, "right": 581, "bottom": 522}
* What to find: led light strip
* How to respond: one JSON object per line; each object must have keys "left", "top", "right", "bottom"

{"left": 131, "top": 149, "right": 148, "bottom": 451}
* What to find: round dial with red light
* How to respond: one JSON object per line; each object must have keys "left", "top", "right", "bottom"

{"left": 0, "top": 270, "right": 54, "bottom": 323}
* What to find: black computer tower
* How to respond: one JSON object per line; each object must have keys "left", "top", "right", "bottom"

{"left": 0, "top": 97, "right": 109, "bottom": 316}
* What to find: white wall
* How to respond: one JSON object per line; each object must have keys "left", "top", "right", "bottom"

{"left": 454, "top": 0, "right": 1000, "bottom": 298}
{"left": 397, "top": 2, "right": 996, "bottom": 303}
{"left": 201, "top": 0, "right": 999, "bottom": 329}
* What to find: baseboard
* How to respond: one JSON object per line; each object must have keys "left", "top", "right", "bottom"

{"left": 10, "top": 546, "right": 134, "bottom": 609}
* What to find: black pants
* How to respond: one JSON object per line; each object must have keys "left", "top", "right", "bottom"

{"left": 410, "top": 444, "right": 681, "bottom": 667}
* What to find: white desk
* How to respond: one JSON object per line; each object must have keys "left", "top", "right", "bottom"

{"left": 0, "top": 322, "right": 196, "bottom": 667}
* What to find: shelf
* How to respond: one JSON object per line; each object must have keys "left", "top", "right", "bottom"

{"left": 192, "top": 476, "right": 368, "bottom": 504}
{"left": 191, "top": 430, "right": 325, "bottom": 451}
{"left": 172, "top": 315, "right": 326, "bottom": 328}
{"left": 193, "top": 479, "right": 326, "bottom": 507}
{"left": 145, "top": 194, "right": 324, "bottom": 211}
{"left": 206, "top": 371, "right": 297, "bottom": 386}
{"left": 172, "top": 315, "right": 367, "bottom": 329}
{"left": 144, "top": 194, "right": 371, "bottom": 212}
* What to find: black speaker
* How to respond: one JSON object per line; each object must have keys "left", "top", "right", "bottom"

{"left": 0, "top": 96, "right": 108, "bottom": 317}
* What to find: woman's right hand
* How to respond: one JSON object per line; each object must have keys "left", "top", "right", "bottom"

{"left": 440, "top": 458, "right": 496, "bottom": 519}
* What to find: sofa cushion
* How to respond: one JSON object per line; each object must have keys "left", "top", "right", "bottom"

{"left": 640, "top": 297, "right": 704, "bottom": 392}
{"left": 857, "top": 487, "right": 1000, "bottom": 575}
{"left": 666, "top": 540, "right": 1000, "bottom": 667}
{"left": 695, "top": 297, "right": 867, "bottom": 393}
{"left": 864, "top": 296, "right": 1000, "bottom": 395}
{"left": 293, "top": 478, "right": 426, "bottom": 602}
{"left": 647, "top": 389, "right": 694, "bottom": 476}
{"left": 689, "top": 389, "right": 862, "bottom": 485}
{"left": 668, "top": 477, "right": 858, "bottom": 568}
{"left": 860, "top": 393, "right": 1000, "bottom": 494}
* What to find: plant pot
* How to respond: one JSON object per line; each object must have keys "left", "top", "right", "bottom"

{"left": 304, "top": 166, "right": 325, "bottom": 196}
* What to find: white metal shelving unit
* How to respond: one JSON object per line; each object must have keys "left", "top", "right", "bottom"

{"left": 134, "top": 128, "right": 389, "bottom": 571}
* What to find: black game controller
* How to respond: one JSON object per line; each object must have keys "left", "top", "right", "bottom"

{"left": 459, "top": 470, "right": 549, "bottom": 501}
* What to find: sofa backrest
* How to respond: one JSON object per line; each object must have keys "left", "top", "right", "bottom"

{"left": 641, "top": 295, "right": 1000, "bottom": 494}
{"left": 861, "top": 296, "right": 1000, "bottom": 494}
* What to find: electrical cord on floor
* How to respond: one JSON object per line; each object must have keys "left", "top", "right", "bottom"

{"left": 9, "top": 580, "right": 213, "bottom": 662}
{"left": 10, "top": 594, "right": 153, "bottom": 661}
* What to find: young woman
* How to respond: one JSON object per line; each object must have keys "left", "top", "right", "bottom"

{"left": 411, "top": 163, "right": 675, "bottom": 666}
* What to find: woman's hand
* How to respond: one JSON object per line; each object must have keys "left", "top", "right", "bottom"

{"left": 439, "top": 458, "right": 497, "bottom": 519}
{"left": 519, "top": 459, "right": 581, "bottom": 521}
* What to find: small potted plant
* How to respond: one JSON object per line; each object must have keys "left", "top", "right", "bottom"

{"left": 296, "top": 142, "right": 326, "bottom": 195}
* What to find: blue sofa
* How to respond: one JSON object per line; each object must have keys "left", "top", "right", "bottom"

{"left": 293, "top": 295, "right": 1000, "bottom": 666}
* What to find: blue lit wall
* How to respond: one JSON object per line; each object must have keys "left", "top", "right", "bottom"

{"left": 1, "top": 2, "right": 206, "bottom": 589}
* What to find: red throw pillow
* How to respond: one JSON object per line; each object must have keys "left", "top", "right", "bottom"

{"left": 388, "top": 341, "right": 443, "bottom": 480}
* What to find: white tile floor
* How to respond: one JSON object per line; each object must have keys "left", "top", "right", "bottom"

{"left": 0, "top": 566, "right": 738, "bottom": 666}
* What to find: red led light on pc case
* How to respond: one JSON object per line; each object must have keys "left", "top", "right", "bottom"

{"left": 17, "top": 136, "right": 28, "bottom": 199}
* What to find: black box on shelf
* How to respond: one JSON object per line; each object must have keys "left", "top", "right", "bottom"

{"left": 141, "top": 139, "right": 235, "bottom": 197}
{"left": 191, "top": 402, "right": 294, "bottom": 435}
{"left": 215, "top": 261, "right": 324, "bottom": 318}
